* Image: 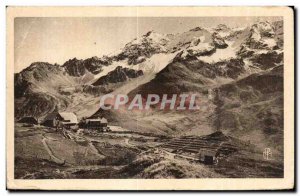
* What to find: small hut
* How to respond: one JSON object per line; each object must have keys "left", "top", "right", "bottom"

{"left": 84, "top": 117, "right": 108, "bottom": 131}
{"left": 58, "top": 112, "right": 78, "bottom": 129}
{"left": 198, "top": 149, "right": 218, "bottom": 165}
{"left": 17, "top": 116, "right": 38, "bottom": 125}
{"left": 42, "top": 111, "right": 78, "bottom": 129}
{"left": 42, "top": 112, "right": 59, "bottom": 127}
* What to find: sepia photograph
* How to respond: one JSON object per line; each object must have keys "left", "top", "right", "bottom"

{"left": 6, "top": 6, "right": 294, "bottom": 190}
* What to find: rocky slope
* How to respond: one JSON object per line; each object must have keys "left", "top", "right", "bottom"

{"left": 92, "top": 66, "right": 143, "bottom": 86}
{"left": 212, "top": 64, "right": 283, "bottom": 151}
{"left": 14, "top": 62, "right": 78, "bottom": 119}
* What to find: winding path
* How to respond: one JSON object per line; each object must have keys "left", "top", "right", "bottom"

{"left": 41, "top": 137, "right": 65, "bottom": 165}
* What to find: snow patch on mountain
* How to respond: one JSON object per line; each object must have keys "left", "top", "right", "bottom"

{"left": 187, "top": 42, "right": 215, "bottom": 56}
{"left": 218, "top": 31, "right": 231, "bottom": 38}
{"left": 245, "top": 21, "right": 277, "bottom": 50}
{"left": 91, "top": 52, "right": 177, "bottom": 84}
{"left": 262, "top": 38, "right": 277, "bottom": 48}
{"left": 198, "top": 41, "right": 237, "bottom": 63}
{"left": 134, "top": 52, "right": 178, "bottom": 73}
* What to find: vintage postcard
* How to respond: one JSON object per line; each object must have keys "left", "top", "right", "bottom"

{"left": 6, "top": 7, "right": 294, "bottom": 190}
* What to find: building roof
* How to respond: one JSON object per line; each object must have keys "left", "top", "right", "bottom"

{"left": 86, "top": 117, "right": 108, "bottom": 124}
{"left": 58, "top": 112, "right": 78, "bottom": 124}
{"left": 88, "top": 119, "right": 101, "bottom": 122}
{"left": 62, "top": 122, "right": 77, "bottom": 125}
{"left": 100, "top": 117, "right": 108, "bottom": 124}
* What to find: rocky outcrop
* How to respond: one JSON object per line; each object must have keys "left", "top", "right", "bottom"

{"left": 63, "top": 56, "right": 111, "bottom": 77}
{"left": 212, "top": 32, "right": 228, "bottom": 49}
{"left": 62, "top": 58, "right": 86, "bottom": 77}
{"left": 92, "top": 66, "right": 143, "bottom": 86}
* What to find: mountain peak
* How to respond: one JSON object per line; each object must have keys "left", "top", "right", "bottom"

{"left": 63, "top": 57, "right": 83, "bottom": 65}
{"left": 215, "top": 24, "right": 230, "bottom": 31}
{"left": 90, "top": 56, "right": 100, "bottom": 60}
{"left": 144, "top": 30, "right": 155, "bottom": 37}
{"left": 29, "top": 61, "right": 53, "bottom": 67}
{"left": 22, "top": 62, "right": 57, "bottom": 72}
{"left": 189, "top": 27, "right": 205, "bottom": 32}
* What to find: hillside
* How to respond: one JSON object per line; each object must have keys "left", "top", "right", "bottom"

{"left": 213, "top": 65, "right": 283, "bottom": 151}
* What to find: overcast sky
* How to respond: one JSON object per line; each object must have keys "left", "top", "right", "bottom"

{"left": 14, "top": 16, "right": 282, "bottom": 72}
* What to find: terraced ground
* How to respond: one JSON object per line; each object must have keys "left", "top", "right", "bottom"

{"left": 160, "top": 132, "right": 283, "bottom": 178}
{"left": 161, "top": 132, "right": 238, "bottom": 158}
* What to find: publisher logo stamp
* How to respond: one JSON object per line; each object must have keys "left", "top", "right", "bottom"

{"left": 263, "top": 148, "right": 272, "bottom": 160}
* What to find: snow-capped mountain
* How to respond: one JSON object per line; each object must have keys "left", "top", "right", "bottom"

{"left": 15, "top": 20, "right": 283, "bottom": 145}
